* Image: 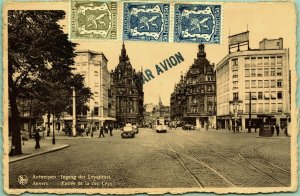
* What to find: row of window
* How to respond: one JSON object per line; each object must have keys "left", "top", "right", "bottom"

{"left": 244, "top": 68, "right": 282, "bottom": 77}
{"left": 244, "top": 56, "right": 283, "bottom": 66}
{"left": 245, "top": 103, "right": 283, "bottom": 113}
{"left": 245, "top": 80, "right": 282, "bottom": 89}
{"left": 245, "top": 91, "right": 283, "bottom": 100}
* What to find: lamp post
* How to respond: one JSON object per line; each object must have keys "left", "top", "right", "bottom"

{"left": 248, "top": 92, "right": 252, "bottom": 133}
{"left": 91, "top": 109, "right": 94, "bottom": 137}
{"left": 52, "top": 115, "right": 55, "bottom": 144}
{"left": 72, "top": 87, "right": 77, "bottom": 137}
{"left": 229, "top": 99, "right": 242, "bottom": 133}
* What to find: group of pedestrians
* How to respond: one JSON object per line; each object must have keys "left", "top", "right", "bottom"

{"left": 99, "top": 124, "right": 114, "bottom": 138}
{"left": 271, "top": 124, "right": 288, "bottom": 136}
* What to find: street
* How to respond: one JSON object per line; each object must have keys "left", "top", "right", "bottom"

{"left": 9, "top": 128, "right": 291, "bottom": 188}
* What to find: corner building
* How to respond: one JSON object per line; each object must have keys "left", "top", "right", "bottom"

{"left": 216, "top": 38, "right": 290, "bottom": 130}
{"left": 112, "top": 43, "right": 144, "bottom": 126}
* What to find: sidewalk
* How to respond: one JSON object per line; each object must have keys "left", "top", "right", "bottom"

{"left": 9, "top": 138, "right": 69, "bottom": 163}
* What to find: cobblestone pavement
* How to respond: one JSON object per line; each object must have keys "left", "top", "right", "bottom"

{"left": 9, "top": 128, "right": 291, "bottom": 189}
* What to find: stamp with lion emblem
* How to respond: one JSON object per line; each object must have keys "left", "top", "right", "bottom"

{"left": 71, "top": 1, "right": 117, "bottom": 39}
{"left": 123, "top": 2, "right": 170, "bottom": 42}
{"left": 174, "top": 4, "right": 221, "bottom": 43}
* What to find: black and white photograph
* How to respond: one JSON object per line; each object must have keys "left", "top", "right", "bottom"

{"left": 2, "top": 0, "right": 298, "bottom": 195}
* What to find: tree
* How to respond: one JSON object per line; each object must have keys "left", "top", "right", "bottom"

{"left": 8, "top": 10, "right": 77, "bottom": 155}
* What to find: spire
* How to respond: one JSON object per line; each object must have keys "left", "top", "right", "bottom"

{"left": 197, "top": 44, "right": 206, "bottom": 58}
{"left": 159, "top": 95, "right": 162, "bottom": 106}
{"left": 119, "top": 42, "right": 129, "bottom": 62}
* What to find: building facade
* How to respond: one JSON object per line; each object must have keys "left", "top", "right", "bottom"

{"left": 112, "top": 43, "right": 144, "bottom": 126}
{"left": 216, "top": 37, "right": 290, "bottom": 130}
{"left": 170, "top": 44, "right": 217, "bottom": 129}
{"left": 62, "top": 50, "right": 116, "bottom": 130}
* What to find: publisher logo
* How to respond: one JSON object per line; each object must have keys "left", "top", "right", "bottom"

{"left": 18, "top": 175, "right": 28, "bottom": 185}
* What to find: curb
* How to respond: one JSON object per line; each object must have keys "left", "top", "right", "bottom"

{"left": 9, "top": 144, "right": 70, "bottom": 163}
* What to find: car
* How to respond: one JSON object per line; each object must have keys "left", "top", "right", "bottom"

{"left": 132, "top": 124, "right": 139, "bottom": 134}
{"left": 121, "top": 124, "right": 136, "bottom": 138}
{"left": 182, "top": 124, "right": 195, "bottom": 130}
{"left": 156, "top": 124, "right": 168, "bottom": 133}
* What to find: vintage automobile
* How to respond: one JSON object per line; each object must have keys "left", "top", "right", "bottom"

{"left": 156, "top": 124, "right": 168, "bottom": 133}
{"left": 182, "top": 124, "right": 195, "bottom": 130}
{"left": 132, "top": 124, "right": 139, "bottom": 134}
{"left": 121, "top": 124, "right": 136, "bottom": 138}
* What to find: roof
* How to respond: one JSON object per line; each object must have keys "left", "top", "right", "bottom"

{"left": 76, "top": 50, "right": 108, "bottom": 62}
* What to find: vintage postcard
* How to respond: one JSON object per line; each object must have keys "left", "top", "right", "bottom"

{"left": 2, "top": 0, "right": 298, "bottom": 195}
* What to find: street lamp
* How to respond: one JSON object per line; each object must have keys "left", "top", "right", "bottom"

{"left": 248, "top": 92, "right": 252, "bottom": 133}
{"left": 229, "top": 99, "right": 242, "bottom": 133}
{"left": 52, "top": 115, "right": 56, "bottom": 145}
{"left": 91, "top": 109, "right": 94, "bottom": 137}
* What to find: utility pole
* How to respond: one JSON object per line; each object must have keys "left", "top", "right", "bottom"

{"left": 248, "top": 92, "right": 252, "bottom": 133}
{"left": 72, "top": 87, "right": 77, "bottom": 137}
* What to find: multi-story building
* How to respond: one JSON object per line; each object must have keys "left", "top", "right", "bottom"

{"left": 62, "top": 50, "right": 116, "bottom": 130}
{"left": 216, "top": 36, "right": 290, "bottom": 130}
{"left": 170, "top": 44, "right": 217, "bottom": 129}
{"left": 112, "top": 43, "right": 144, "bottom": 126}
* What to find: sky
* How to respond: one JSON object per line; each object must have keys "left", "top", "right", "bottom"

{"left": 66, "top": 1, "right": 296, "bottom": 106}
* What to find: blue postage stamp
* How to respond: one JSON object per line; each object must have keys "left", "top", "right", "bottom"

{"left": 71, "top": 1, "right": 117, "bottom": 39}
{"left": 174, "top": 4, "right": 221, "bottom": 43}
{"left": 123, "top": 2, "right": 170, "bottom": 42}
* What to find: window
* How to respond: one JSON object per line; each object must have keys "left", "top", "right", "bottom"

{"left": 277, "top": 56, "right": 283, "bottom": 65}
{"left": 278, "top": 103, "right": 283, "bottom": 112}
{"left": 264, "top": 68, "right": 269, "bottom": 77}
{"left": 251, "top": 69, "right": 256, "bottom": 77}
{"left": 251, "top": 58, "right": 256, "bottom": 66}
{"left": 95, "top": 83, "right": 99, "bottom": 87}
{"left": 94, "top": 71, "right": 98, "bottom": 76}
{"left": 265, "top": 103, "right": 270, "bottom": 112}
{"left": 233, "top": 92, "right": 239, "bottom": 100}
{"left": 271, "top": 80, "right": 276, "bottom": 88}
{"left": 277, "top": 68, "right": 282, "bottom": 76}
{"left": 258, "top": 92, "right": 263, "bottom": 100}
{"left": 245, "top": 58, "right": 250, "bottom": 66}
{"left": 277, "top": 80, "right": 282, "bottom": 87}
{"left": 271, "top": 68, "right": 276, "bottom": 76}
{"left": 277, "top": 91, "right": 282, "bottom": 99}
{"left": 233, "top": 81, "right": 238, "bottom": 89}
{"left": 270, "top": 57, "right": 276, "bottom": 65}
{"left": 271, "top": 91, "right": 276, "bottom": 99}
{"left": 233, "top": 70, "right": 238, "bottom": 78}
{"left": 264, "top": 80, "right": 269, "bottom": 88}
{"left": 94, "top": 107, "right": 99, "bottom": 116}
{"left": 252, "top": 103, "right": 257, "bottom": 113}
{"left": 94, "top": 91, "right": 99, "bottom": 97}
{"left": 257, "top": 57, "right": 263, "bottom": 65}
{"left": 245, "top": 103, "right": 249, "bottom": 113}
{"left": 271, "top": 103, "right": 276, "bottom": 112}
{"left": 257, "top": 68, "right": 263, "bottom": 77}
{"left": 264, "top": 57, "right": 269, "bottom": 65}
{"left": 232, "top": 59, "right": 238, "bottom": 67}
{"left": 245, "top": 80, "right": 250, "bottom": 89}
{"left": 245, "top": 92, "right": 250, "bottom": 100}
{"left": 258, "top": 80, "right": 263, "bottom": 88}
{"left": 258, "top": 103, "right": 263, "bottom": 113}
{"left": 251, "top": 92, "right": 257, "bottom": 100}
{"left": 245, "top": 69, "right": 250, "bottom": 77}
{"left": 251, "top": 80, "right": 256, "bottom": 88}
{"left": 264, "top": 92, "right": 270, "bottom": 99}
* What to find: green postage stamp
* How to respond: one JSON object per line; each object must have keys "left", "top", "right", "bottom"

{"left": 71, "top": 1, "right": 117, "bottom": 39}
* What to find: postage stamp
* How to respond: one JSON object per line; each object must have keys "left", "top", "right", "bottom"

{"left": 123, "top": 2, "right": 170, "bottom": 42}
{"left": 174, "top": 4, "right": 221, "bottom": 43}
{"left": 71, "top": 1, "right": 117, "bottom": 39}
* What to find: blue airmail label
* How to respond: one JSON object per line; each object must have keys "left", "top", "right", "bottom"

{"left": 71, "top": 1, "right": 117, "bottom": 39}
{"left": 123, "top": 2, "right": 170, "bottom": 42}
{"left": 174, "top": 4, "right": 221, "bottom": 43}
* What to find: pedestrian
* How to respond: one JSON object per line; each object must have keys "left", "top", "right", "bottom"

{"left": 275, "top": 124, "right": 280, "bottom": 136}
{"left": 99, "top": 126, "right": 105, "bottom": 138}
{"left": 270, "top": 124, "right": 274, "bottom": 136}
{"left": 284, "top": 125, "right": 288, "bottom": 136}
{"left": 109, "top": 124, "right": 113, "bottom": 136}
{"left": 34, "top": 131, "right": 41, "bottom": 149}
{"left": 22, "top": 129, "right": 26, "bottom": 145}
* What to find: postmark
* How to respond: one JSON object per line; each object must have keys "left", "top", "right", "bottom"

{"left": 174, "top": 4, "right": 221, "bottom": 43}
{"left": 123, "top": 2, "right": 170, "bottom": 42}
{"left": 71, "top": 1, "right": 117, "bottom": 39}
